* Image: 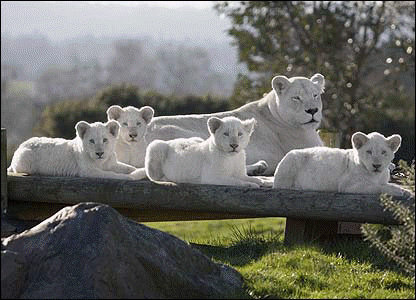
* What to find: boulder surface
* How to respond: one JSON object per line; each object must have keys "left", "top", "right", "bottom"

{"left": 1, "top": 202, "right": 245, "bottom": 299}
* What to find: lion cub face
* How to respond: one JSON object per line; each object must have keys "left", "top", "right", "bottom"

{"left": 76, "top": 121, "right": 119, "bottom": 162}
{"left": 207, "top": 116, "right": 256, "bottom": 153}
{"left": 107, "top": 105, "right": 154, "bottom": 144}
{"left": 352, "top": 132, "right": 401, "bottom": 174}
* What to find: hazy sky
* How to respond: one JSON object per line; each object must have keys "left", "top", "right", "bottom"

{"left": 1, "top": 1, "right": 230, "bottom": 43}
{"left": 83, "top": 1, "right": 216, "bottom": 9}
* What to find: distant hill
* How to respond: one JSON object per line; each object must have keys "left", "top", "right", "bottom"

{"left": 1, "top": 1, "right": 246, "bottom": 97}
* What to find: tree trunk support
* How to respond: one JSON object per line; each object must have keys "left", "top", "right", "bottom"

{"left": 284, "top": 218, "right": 363, "bottom": 246}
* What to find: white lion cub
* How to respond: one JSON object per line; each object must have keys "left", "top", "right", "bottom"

{"left": 273, "top": 132, "right": 412, "bottom": 197}
{"left": 106, "top": 105, "right": 154, "bottom": 168}
{"left": 145, "top": 116, "right": 270, "bottom": 187}
{"left": 8, "top": 120, "right": 138, "bottom": 180}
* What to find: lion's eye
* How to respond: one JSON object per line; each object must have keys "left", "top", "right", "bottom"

{"left": 103, "top": 138, "right": 108, "bottom": 143}
{"left": 366, "top": 150, "right": 372, "bottom": 155}
{"left": 136, "top": 122, "right": 141, "bottom": 126}
{"left": 381, "top": 150, "right": 386, "bottom": 155}
{"left": 122, "top": 122, "right": 128, "bottom": 127}
{"left": 292, "top": 96, "right": 301, "bottom": 101}
{"left": 89, "top": 139, "right": 95, "bottom": 144}
{"left": 223, "top": 132, "right": 229, "bottom": 137}
{"left": 238, "top": 132, "right": 243, "bottom": 137}
{"left": 313, "top": 94, "right": 318, "bottom": 98}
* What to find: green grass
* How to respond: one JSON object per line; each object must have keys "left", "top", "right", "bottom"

{"left": 144, "top": 217, "right": 415, "bottom": 299}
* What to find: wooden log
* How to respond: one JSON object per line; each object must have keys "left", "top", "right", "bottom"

{"left": 7, "top": 173, "right": 412, "bottom": 225}
{"left": 6, "top": 198, "right": 256, "bottom": 223}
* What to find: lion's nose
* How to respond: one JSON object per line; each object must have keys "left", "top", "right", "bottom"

{"left": 373, "top": 164, "right": 382, "bottom": 169}
{"left": 129, "top": 133, "right": 138, "bottom": 138}
{"left": 230, "top": 144, "right": 239, "bottom": 150}
{"left": 96, "top": 152, "right": 104, "bottom": 158}
{"left": 305, "top": 108, "right": 318, "bottom": 116}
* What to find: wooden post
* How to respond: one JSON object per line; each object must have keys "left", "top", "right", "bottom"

{"left": 1, "top": 128, "right": 7, "bottom": 216}
{"left": 319, "top": 129, "right": 362, "bottom": 235}
{"left": 284, "top": 218, "right": 339, "bottom": 246}
{"left": 318, "top": 129, "right": 341, "bottom": 148}
{"left": 284, "top": 129, "right": 346, "bottom": 246}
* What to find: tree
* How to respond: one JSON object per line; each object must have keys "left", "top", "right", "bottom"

{"left": 106, "top": 39, "right": 158, "bottom": 90}
{"left": 214, "top": 1, "right": 415, "bottom": 160}
{"left": 156, "top": 44, "right": 217, "bottom": 96}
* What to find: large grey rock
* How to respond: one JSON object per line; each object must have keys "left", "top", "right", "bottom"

{"left": 1, "top": 202, "right": 246, "bottom": 299}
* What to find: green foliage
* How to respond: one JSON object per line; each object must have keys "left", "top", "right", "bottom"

{"left": 33, "top": 97, "right": 105, "bottom": 139}
{"left": 33, "top": 83, "right": 231, "bottom": 138}
{"left": 92, "top": 82, "right": 143, "bottom": 109}
{"left": 214, "top": 1, "right": 415, "bottom": 161}
{"left": 362, "top": 160, "right": 415, "bottom": 277}
{"left": 156, "top": 94, "right": 230, "bottom": 116}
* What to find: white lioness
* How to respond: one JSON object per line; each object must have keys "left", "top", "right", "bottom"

{"left": 145, "top": 74, "right": 325, "bottom": 175}
{"left": 273, "top": 132, "right": 412, "bottom": 197}
{"left": 145, "top": 116, "right": 271, "bottom": 187}
{"left": 106, "top": 105, "right": 154, "bottom": 167}
{"left": 8, "top": 120, "right": 139, "bottom": 180}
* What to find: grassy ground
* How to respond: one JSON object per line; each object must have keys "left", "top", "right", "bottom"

{"left": 144, "top": 217, "right": 415, "bottom": 299}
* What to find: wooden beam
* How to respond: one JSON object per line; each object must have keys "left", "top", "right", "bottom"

{"left": 6, "top": 198, "right": 257, "bottom": 223}
{"left": 7, "top": 173, "right": 411, "bottom": 225}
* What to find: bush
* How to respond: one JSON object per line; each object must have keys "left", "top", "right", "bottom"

{"left": 33, "top": 97, "right": 105, "bottom": 139}
{"left": 361, "top": 160, "right": 415, "bottom": 277}
{"left": 33, "top": 83, "right": 231, "bottom": 138}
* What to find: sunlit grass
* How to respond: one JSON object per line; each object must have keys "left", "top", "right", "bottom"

{"left": 144, "top": 217, "right": 285, "bottom": 245}
{"left": 241, "top": 246, "right": 414, "bottom": 299}
{"left": 144, "top": 217, "right": 415, "bottom": 299}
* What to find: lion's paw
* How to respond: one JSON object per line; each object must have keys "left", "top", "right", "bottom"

{"left": 247, "top": 160, "right": 268, "bottom": 176}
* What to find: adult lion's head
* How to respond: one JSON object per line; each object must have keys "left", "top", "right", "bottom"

{"left": 271, "top": 73, "right": 325, "bottom": 129}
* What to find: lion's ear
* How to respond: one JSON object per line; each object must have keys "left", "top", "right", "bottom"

{"left": 351, "top": 132, "right": 369, "bottom": 150}
{"left": 75, "top": 121, "right": 90, "bottom": 140}
{"left": 207, "top": 117, "right": 223, "bottom": 135}
{"left": 310, "top": 73, "right": 325, "bottom": 93}
{"left": 106, "top": 105, "right": 123, "bottom": 121}
{"left": 386, "top": 134, "right": 401, "bottom": 153}
{"left": 106, "top": 120, "right": 120, "bottom": 138}
{"left": 271, "top": 75, "right": 290, "bottom": 95}
{"left": 243, "top": 118, "right": 256, "bottom": 135}
{"left": 140, "top": 106, "right": 154, "bottom": 124}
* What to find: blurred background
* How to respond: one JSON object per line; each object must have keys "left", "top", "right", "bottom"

{"left": 2, "top": 1, "right": 414, "bottom": 163}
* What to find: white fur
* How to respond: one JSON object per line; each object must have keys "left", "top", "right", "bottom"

{"left": 144, "top": 116, "right": 271, "bottom": 187}
{"left": 273, "top": 132, "right": 412, "bottom": 197}
{"left": 7, "top": 120, "right": 139, "bottom": 180}
{"left": 145, "top": 74, "right": 325, "bottom": 175}
{"left": 107, "top": 105, "right": 154, "bottom": 168}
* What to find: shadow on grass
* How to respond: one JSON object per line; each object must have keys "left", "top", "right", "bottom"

{"left": 312, "top": 234, "right": 413, "bottom": 278}
{"left": 190, "top": 224, "right": 286, "bottom": 267}
{"left": 192, "top": 230, "right": 412, "bottom": 279}
{"left": 191, "top": 239, "right": 279, "bottom": 267}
